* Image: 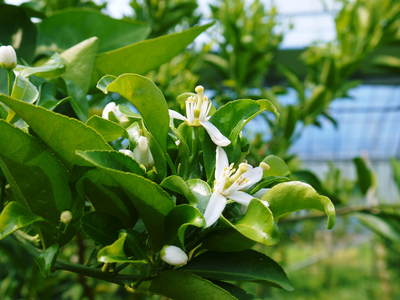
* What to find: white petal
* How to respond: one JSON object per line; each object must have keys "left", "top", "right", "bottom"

{"left": 253, "top": 188, "right": 270, "bottom": 199}
{"left": 237, "top": 167, "right": 263, "bottom": 190}
{"left": 227, "top": 191, "right": 254, "bottom": 206}
{"left": 204, "top": 192, "right": 227, "bottom": 228}
{"left": 200, "top": 121, "right": 231, "bottom": 147}
{"left": 169, "top": 109, "right": 187, "bottom": 121}
{"left": 102, "top": 102, "right": 117, "bottom": 119}
{"left": 215, "top": 146, "right": 229, "bottom": 181}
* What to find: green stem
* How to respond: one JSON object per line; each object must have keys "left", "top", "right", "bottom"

{"left": 54, "top": 260, "right": 155, "bottom": 285}
{"left": 6, "top": 69, "right": 13, "bottom": 96}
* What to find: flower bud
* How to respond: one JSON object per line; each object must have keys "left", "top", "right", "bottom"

{"left": 102, "top": 102, "right": 128, "bottom": 123}
{"left": 0, "top": 46, "right": 17, "bottom": 69}
{"left": 60, "top": 210, "right": 72, "bottom": 224}
{"left": 119, "top": 149, "right": 135, "bottom": 159}
{"left": 133, "top": 136, "right": 154, "bottom": 169}
{"left": 160, "top": 245, "right": 188, "bottom": 266}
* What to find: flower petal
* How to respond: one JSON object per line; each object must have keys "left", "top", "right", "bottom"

{"left": 168, "top": 109, "right": 187, "bottom": 121}
{"left": 237, "top": 167, "right": 263, "bottom": 190}
{"left": 227, "top": 191, "right": 254, "bottom": 206}
{"left": 215, "top": 146, "right": 229, "bottom": 180}
{"left": 204, "top": 192, "right": 227, "bottom": 228}
{"left": 200, "top": 121, "right": 231, "bottom": 147}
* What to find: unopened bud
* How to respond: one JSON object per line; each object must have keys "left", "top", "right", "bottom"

{"left": 60, "top": 210, "right": 72, "bottom": 224}
{"left": 119, "top": 149, "right": 135, "bottom": 159}
{"left": 160, "top": 245, "right": 188, "bottom": 266}
{"left": 0, "top": 45, "right": 17, "bottom": 69}
{"left": 133, "top": 136, "right": 154, "bottom": 169}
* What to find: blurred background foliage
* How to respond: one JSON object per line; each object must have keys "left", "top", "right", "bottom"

{"left": 1, "top": 0, "right": 400, "bottom": 299}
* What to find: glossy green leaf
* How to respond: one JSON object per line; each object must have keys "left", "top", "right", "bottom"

{"left": 81, "top": 212, "right": 124, "bottom": 245}
{"left": 35, "top": 244, "right": 59, "bottom": 277}
{"left": 60, "top": 37, "right": 99, "bottom": 120}
{"left": 37, "top": 8, "right": 150, "bottom": 53}
{"left": 0, "top": 95, "right": 112, "bottom": 167}
{"left": 262, "top": 181, "right": 336, "bottom": 229}
{"left": 96, "top": 23, "right": 212, "bottom": 76}
{"left": 77, "top": 152, "right": 174, "bottom": 249}
{"left": 150, "top": 270, "right": 237, "bottom": 300}
{"left": 14, "top": 53, "right": 65, "bottom": 79}
{"left": 11, "top": 75, "right": 39, "bottom": 103}
{"left": 213, "top": 281, "right": 254, "bottom": 300}
{"left": 0, "top": 201, "right": 44, "bottom": 240}
{"left": 161, "top": 176, "right": 197, "bottom": 204}
{"left": 97, "top": 231, "right": 146, "bottom": 264}
{"left": 262, "top": 155, "right": 290, "bottom": 177}
{"left": 248, "top": 176, "right": 289, "bottom": 195}
{"left": 77, "top": 169, "right": 136, "bottom": 227}
{"left": 99, "top": 74, "right": 169, "bottom": 177}
{"left": 205, "top": 199, "right": 279, "bottom": 250}
{"left": 99, "top": 74, "right": 169, "bottom": 150}
{"left": 187, "top": 179, "right": 212, "bottom": 213}
{"left": 86, "top": 115, "right": 126, "bottom": 142}
{"left": 203, "top": 99, "right": 278, "bottom": 178}
{"left": 0, "top": 121, "right": 72, "bottom": 222}
{"left": 183, "top": 250, "right": 293, "bottom": 291}
{"left": 0, "top": 4, "right": 37, "bottom": 63}
{"left": 76, "top": 150, "right": 144, "bottom": 176}
{"left": 165, "top": 205, "right": 205, "bottom": 248}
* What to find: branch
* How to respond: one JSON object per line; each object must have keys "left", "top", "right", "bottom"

{"left": 280, "top": 204, "right": 400, "bottom": 224}
{"left": 54, "top": 260, "right": 154, "bottom": 285}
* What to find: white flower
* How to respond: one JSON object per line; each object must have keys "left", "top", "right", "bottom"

{"left": 203, "top": 147, "right": 264, "bottom": 227}
{"left": 119, "top": 136, "right": 154, "bottom": 169}
{"left": 102, "top": 102, "right": 129, "bottom": 123}
{"left": 168, "top": 85, "right": 230, "bottom": 147}
{"left": 0, "top": 45, "right": 17, "bottom": 69}
{"left": 160, "top": 245, "right": 188, "bottom": 266}
{"left": 60, "top": 210, "right": 72, "bottom": 224}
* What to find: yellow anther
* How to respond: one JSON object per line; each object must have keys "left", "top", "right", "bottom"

{"left": 259, "top": 162, "right": 270, "bottom": 171}
{"left": 195, "top": 85, "right": 204, "bottom": 95}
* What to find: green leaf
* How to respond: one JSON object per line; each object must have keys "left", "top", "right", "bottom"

{"left": 77, "top": 169, "right": 137, "bottom": 227}
{"left": 262, "top": 181, "right": 336, "bottom": 229}
{"left": 81, "top": 212, "right": 124, "bottom": 245}
{"left": 0, "top": 4, "right": 37, "bottom": 63}
{"left": 60, "top": 37, "right": 99, "bottom": 120}
{"left": 77, "top": 152, "right": 174, "bottom": 250}
{"left": 203, "top": 99, "right": 278, "bottom": 179}
{"left": 99, "top": 74, "right": 169, "bottom": 177}
{"left": 76, "top": 150, "right": 144, "bottom": 176}
{"left": 37, "top": 8, "right": 150, "bottom": 53}
{"left": 205, "top": 199, "right": 279, "bottom": 250}
{"left": 96, "top": 23, "right": 213, "bottom": 76}
{"left": 97, "top": 231, "right": 146, "bottom": 264}
{"left": 0, "top": 121, "right": 72, "bottom": 222}
{"left": 86, "top": 115, "right": 126, "bottom": 142}
{"left": 35, "top": 244, "right": 59, "bottom": 277}
{"left": 187, "top": 179, "right": 212, "bottom": 213}
{"left": 161, "top": 176, "right": 197, "bottom": 204}
{"left": 358, "top": 213, "right": 400, "bottom": 244}
{"left": 0, "top": 201, "right": 43, "bottom": 240}
{"left": 183, "top": 250, "right": 293, "bottom": 291}
{"left": 150, "top": 270, "right": 237, "bottom": 300}
{"left": 213, "top": 281, "right": 254, "bottom": 300}
{"left": 165, "top": 204, "right": 205, "bottom": 248}
{"left": 262, "top": 155, "right": 290, "bottom": 177}
{"left": 353, "top": 157, "right": 376, "bottom": 195}
{"left": 14, "top": 53, "right": 65, "bottom": 79}
{"left": 0, "top": 95, "right": 112, "bottom": 167}
{"left": 11, "top": 75, "right": 39, "bottom": 103}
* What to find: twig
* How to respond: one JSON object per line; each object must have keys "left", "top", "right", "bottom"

{"left": 280, "top": 204, "right": 400, "bottom": 224}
